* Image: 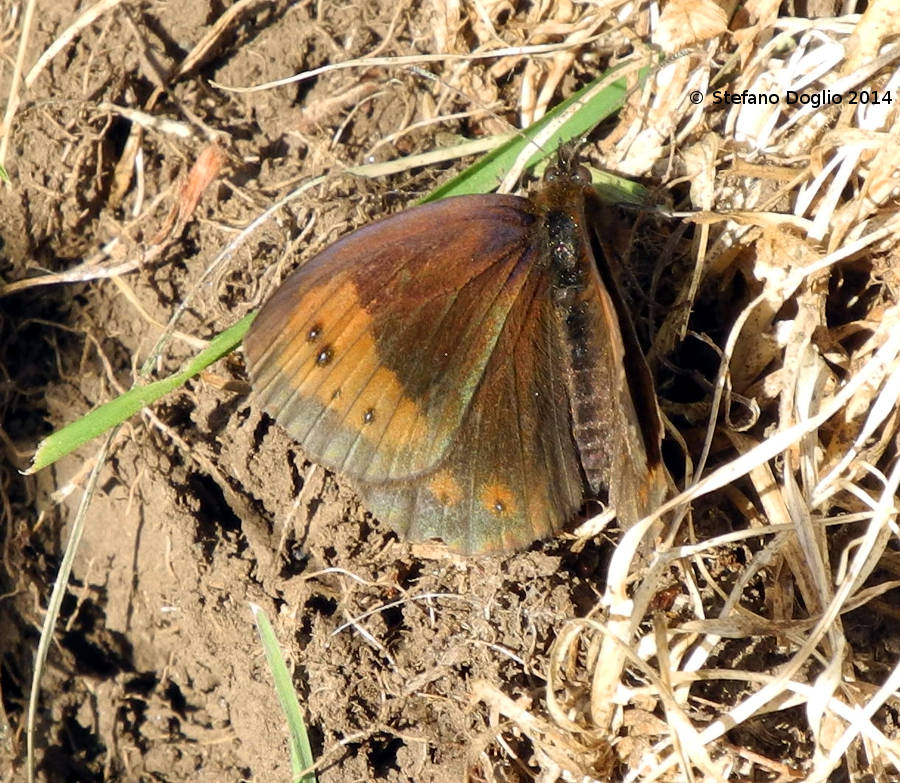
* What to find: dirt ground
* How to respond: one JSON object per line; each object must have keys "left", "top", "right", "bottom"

{"left": 2, "top": 2, "right": 900, "bottom": 783}
{"left": 0, "top": 3, "right": 642, "bottom": 781}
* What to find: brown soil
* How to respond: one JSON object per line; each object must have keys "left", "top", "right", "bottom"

{"left": 4, "top": 3, "right": 900, "bottom": 783}
{"left": 0, "top": 3, "right": 623, "bottom": 781}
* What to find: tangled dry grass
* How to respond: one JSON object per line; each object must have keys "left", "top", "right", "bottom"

{"left": 455, "top": 3, "right": 900, "bottom": 781}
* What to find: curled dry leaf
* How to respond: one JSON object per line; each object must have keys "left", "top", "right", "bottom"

{"left": 652, "top": 0, "right": 729, "bottom": 53}
{"left": 861, "top": 137, "right": 900, "bottom": 207}
{"left": 151, "top": 144, "right": 226, "bottom": 244}
{"left": 844, "top": 0, "right": 900, "bottom": 74}
{"left": 728, "top": 231, "right": 815, "bottom": 394}
{"left": 429, "top": 0, "right": 461, "bottom": 53}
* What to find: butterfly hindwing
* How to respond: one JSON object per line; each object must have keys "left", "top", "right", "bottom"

{"left": 361, "top": 263, "right": 584, "bottom": 553}
{"left": 582, "top": 194, "right": 667, "bottom": 527}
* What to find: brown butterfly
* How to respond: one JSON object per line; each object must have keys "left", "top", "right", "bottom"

{"left": 243, "top": 152, "right": 667, "bottom": 554}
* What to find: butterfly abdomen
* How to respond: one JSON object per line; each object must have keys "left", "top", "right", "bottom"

{"left": 555, "top": 276, "right": 622, "bottom": 495}
{"left": 538, "top": 205, "right": 617, "bottom": 496}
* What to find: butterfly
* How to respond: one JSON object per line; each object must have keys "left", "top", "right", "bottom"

{"left": 243, "top": 152, "right": 667, "bottom": 554}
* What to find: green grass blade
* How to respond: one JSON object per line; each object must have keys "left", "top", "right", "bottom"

{"left": 27, "top": 313, "right": 255, "bottom": 473}
{"left": 250, "top": 603, "right": 317, "bottom": 783}
{"left": 424, "top": 63, "right": 643, "bottom": 201}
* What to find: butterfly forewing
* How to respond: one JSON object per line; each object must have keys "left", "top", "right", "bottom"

{"left": 245, "top": 195, "right": 536, "bottom": 483}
